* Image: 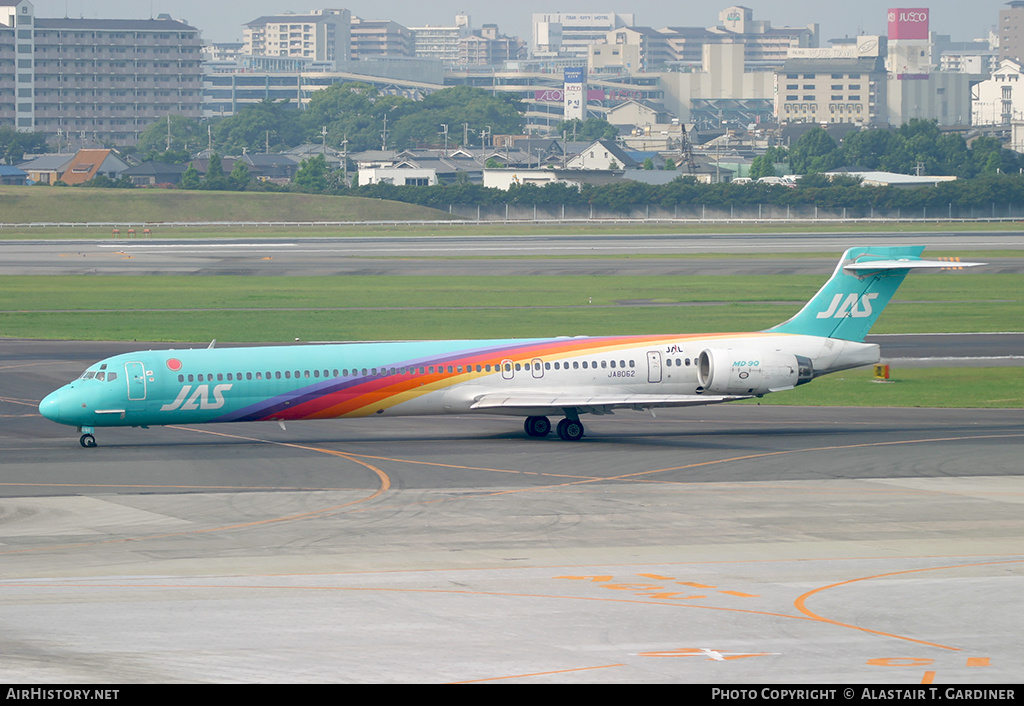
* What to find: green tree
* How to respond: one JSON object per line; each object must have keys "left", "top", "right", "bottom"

{"left": 788, "top": 127, "right": 842, "bottom": 174}
{"left": 202, "top": 154, "right": 229, "bottom": 190}
{"left": 302, "top": 83, "right": 411, "bottom": 153}
{"left": 555, "top": 118, "right": 619, "bottom": 142}
{"left": 135, "top": 115, "right": 202, "bottom": 162}
{"left": 228, "top": 160, "right": 251, "bottom": 190}
{"left": 292, "top": 154, "right": 330, "bottom": 192}
{"left": 387, "top": 86, "right": 524, "bottom": 149}
{"left": 179, "top": 163, "right": 201, "bottom": 190}
{"left": 0, "top": 127, "right": 48, "bottom": 164}
{"left": 213, "top": 99, "right": 305, "bottom": 154}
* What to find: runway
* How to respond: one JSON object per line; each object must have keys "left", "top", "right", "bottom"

{"left": 2, "top": 230, "right": 1024, "bottom": 276}
{"left": 2, "top": 340, "right": 1023, "bottom": 683}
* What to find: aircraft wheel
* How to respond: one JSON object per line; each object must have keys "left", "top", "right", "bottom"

{"left": 524, "top": 415, "right": 551, "bottom": 437}
{"left": 80, "top": 434, "right": 97, "bottom": 448}
{"left": 556, "top": 418, "right": 584, "bottom": 441}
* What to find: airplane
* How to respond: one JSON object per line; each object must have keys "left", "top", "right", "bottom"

{"left": 39, "top": 246, "right": 982, "bottom": 448}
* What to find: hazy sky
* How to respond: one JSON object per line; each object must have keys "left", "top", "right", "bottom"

{"left": 30, "top": 1, "right": 1001, "bottom": 44}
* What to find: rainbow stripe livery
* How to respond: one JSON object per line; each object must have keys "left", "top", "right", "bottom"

{"left": 39, "top": 247, "right": 982, "bottom": 446}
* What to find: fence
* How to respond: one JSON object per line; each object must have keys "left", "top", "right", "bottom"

{"left": 2, "top": 201, "right": 1023, "bottom": 229}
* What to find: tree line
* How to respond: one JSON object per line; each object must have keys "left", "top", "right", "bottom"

{"left": 751, "top": 120, "right": 1023, "bottom": 179}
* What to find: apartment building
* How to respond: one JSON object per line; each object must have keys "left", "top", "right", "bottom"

{"left": 999, "top": 0, "right": 1024, "bottom": 63}
{"left": 243, "top": 8, "right": 351, "bottom": 63}
{"left": 350, "top": 17, "right": 414, "bottom": 60}
{"left": 595, "top": 6, "right": 818, "bottom": 71}
{"left": 1, "top": 0, "right": 202, "bottom": 145}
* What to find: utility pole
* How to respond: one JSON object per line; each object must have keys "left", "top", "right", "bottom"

{"left": 341, "top": 136, "right": 349, "bottom": 186}
{"left": 381, "top": 114, "right": 388, "bottom": 151}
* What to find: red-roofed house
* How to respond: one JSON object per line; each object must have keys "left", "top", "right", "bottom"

{"left": 58, "top": 149, "right": 130, "bottom": 185}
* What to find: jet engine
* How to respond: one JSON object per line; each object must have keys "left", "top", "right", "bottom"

{"left": 697, "top": 349, "right": 813, "bottom": 395}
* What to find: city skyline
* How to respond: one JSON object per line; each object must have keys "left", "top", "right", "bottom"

{"left": 29, "top": 0, "right": 999, "bottom": 45}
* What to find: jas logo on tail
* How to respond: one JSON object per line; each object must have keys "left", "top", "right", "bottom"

{"left": 160, "top": 384, "right": 232, "bottom": 412}
{"left": 816, "top": 293, "right": 878, "bottom": 319}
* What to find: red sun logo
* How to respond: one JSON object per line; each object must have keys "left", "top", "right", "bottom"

{"left": 166, "top": 358, "right": 182, "bottom": 371}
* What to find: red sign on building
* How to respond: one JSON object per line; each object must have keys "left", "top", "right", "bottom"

{"left": 887, "top": 7, "right": 929, "bottom": 40}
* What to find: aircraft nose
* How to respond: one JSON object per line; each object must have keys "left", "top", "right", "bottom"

{"left": 39, "top": 391, "right": 62, "bottom": 423}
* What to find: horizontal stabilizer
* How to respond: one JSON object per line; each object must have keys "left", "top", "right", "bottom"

{"left": 844, "top": 259, "right": 985, "bottom": 272}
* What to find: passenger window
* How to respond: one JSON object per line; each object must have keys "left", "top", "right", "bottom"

{"left": 187, "top": 374, "right": 194, "bottom": 382}
{"left": 582, "top": 361, "right": 588, "bottom": 369}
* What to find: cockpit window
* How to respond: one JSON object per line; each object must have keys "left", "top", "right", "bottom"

{"left": 81, "top": 371, "right": 96, "bottom": 379}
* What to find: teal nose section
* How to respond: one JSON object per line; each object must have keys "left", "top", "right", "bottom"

{"left": 39, "top": 391, "right": 63, "bottom": 424}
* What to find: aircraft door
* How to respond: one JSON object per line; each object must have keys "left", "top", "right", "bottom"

{"left": 501, "top": 359, "right": 514, "bottom": 380}
{"left": 646, "top": 351, "right": 663, "bottom": 383}
{"left": 531, "top": 358, "right": 544, "bottom": 379}
{"left": 125, "top": 361, "right": 147, "bottom": 400}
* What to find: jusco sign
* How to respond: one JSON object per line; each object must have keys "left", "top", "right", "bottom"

{"left": 888, "top": 7, "right": 929, "bottom": 40}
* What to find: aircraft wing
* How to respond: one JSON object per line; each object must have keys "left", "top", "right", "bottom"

{"left": 470, "top": 392, "right": 750, "bottom": 414}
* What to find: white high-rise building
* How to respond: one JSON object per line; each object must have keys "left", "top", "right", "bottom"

{"left": 243, "top": 8, "right": 351, "bottom": 63}
{"left": 532, "top": 12, "right": 634, "bottom": 59}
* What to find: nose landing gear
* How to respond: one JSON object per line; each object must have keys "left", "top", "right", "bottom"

{"left": 77, "top": 426, "right": 97, "bottom": 448}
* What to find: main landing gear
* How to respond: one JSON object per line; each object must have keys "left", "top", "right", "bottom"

{"left": 523, "top": 415, "right": 585, "bottom": 441}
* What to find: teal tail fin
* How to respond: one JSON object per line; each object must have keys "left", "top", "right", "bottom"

{"left": 766, "top": 246, "right": 981, "bottom": 342}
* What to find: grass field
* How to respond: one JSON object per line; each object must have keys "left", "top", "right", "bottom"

{"left": 0, "top": 186, "right": 449, "bottom": 226}
{"left": 740, "top": 366, "right": 1024, "bottom": 408}
{"left": 2, "top": 185, "right": 1024, "bottom": 239}
{"left": 2, "top": 273, "right": 1019, "bottom": 342}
